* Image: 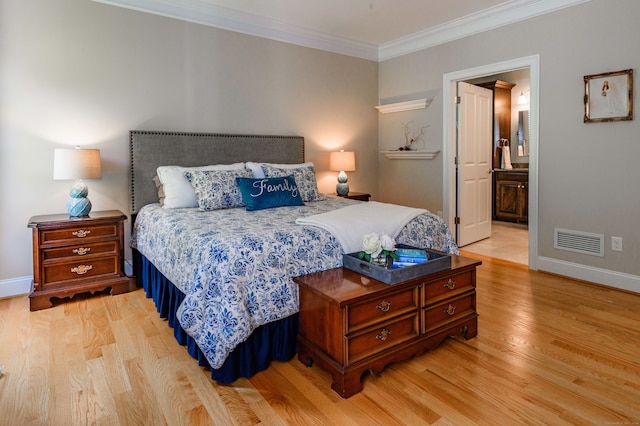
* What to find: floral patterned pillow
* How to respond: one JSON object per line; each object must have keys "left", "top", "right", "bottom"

{"left": 261, "top": 164, "right": 321, "bottom": 202}
{"left": 184, "top": 169, "right": 253, "bottom": 211}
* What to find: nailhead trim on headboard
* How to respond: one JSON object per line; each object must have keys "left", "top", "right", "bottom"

{"left": 129, "top": 131, "right": 305, "bottom": 214}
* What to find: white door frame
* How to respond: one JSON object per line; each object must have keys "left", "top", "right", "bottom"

{"left": 442, "top": 55, "right": 539, "bottom": 270}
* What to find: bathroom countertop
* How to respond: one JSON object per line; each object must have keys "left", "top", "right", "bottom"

{"left": 494, "top": 168, "right": 528, "bottom": 172}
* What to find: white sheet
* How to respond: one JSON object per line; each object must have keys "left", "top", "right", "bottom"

{"left": 295, "top": 201, "right": 428, "bottom": 253}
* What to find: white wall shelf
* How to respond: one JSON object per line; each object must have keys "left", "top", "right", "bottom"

{"left": 381, "top": 150, "right": 440, "bottom": 160}
{"left": 374, "top": 98, "right": 431, "bottom": 114}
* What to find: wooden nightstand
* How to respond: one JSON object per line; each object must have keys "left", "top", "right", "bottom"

{"left": 28, "top": 210, "right": 132, "bottom": 311}
{"left": 338, "top": 192, "right": 371, "bottom": 201}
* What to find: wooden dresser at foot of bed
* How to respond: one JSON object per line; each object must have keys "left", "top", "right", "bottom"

{"left": 295, "top": 254, "right": 481, "bottom": 398}
{"left": 28, "top": 210, "right": 132, "bottom": 311}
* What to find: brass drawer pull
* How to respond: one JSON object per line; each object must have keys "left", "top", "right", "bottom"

{"left": 444, "top": 279, "right": 456, "bottom": 289}
{"left": 72, "top": 230, "right": 90, "bottom": 238}
{"left": 376, "top": 328, "right": 392, "bottom": 341}
{"left": 73, "top": 247, "right": 90, "bottom": 256}
{"left": 444, "top": 304, "right": 456, "bottom": 316}
{"left": 376, "top": 300, "right": 391, "bottom": 312}
{"left": 71, "top": 264, "right": 93, "bottom": 275}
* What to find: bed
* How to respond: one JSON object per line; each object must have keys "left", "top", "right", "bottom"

{"left": 129, "top": 130, "right": 459, "bottom": 383}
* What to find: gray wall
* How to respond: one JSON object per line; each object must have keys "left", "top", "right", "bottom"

{"left": 379, "top": 0, "right": 640, "bottom": 290}
{"left": 2, "top": 0, "right": 638, "bottom": 295}
{"left": 0, "top": 0, "right": 378, "bottom": 289}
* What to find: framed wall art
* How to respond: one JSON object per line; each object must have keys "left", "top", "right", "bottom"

{"left": 584, "top": 69, "right": 633, "bottom": 122}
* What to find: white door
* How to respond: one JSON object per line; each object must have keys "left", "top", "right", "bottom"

{"left": 456, "top": 81, "right": 493, "bottom": 247}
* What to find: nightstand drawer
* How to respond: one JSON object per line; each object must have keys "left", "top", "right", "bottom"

{"left": 42, "top": 256, "right": 120, "bottom": 287}
{"left": 42, "top": 241, "right": 119, "bottom": 261}
{"left": 348, "top": 286, "right": 418, "bottom": 332}
{"left": 421, "top": 270, "right": 474, "bottom": 303}
{"left": 422, "top": 291, "right": 476, "bottom": 333}
{"left": 347, "top": 313, "right": 419, "bottom": 364}
{"left": 39, "top": 224, "right": 119, "bottom": 245}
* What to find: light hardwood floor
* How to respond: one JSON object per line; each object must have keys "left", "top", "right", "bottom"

{"left": 1, "top": 255, "right": 639, "bottom": 425}
{"left": 461, "top": 221, "right": 529, "bottom": 265}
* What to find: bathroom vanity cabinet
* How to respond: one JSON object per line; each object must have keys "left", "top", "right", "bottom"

{"left": 494, "top": 170, "right": 528, "bottom": 223}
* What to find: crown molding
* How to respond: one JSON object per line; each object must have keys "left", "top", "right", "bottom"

{"left": 92, "top": 0, "right": 380, "bottom": 60}
{"left": 93, "top": 0, "right": 589, "bottom": 62}
{"left": 378, "top": 0, "right": 590, "bottom": 61}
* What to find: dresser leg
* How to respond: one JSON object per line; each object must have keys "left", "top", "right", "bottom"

{"left": 331, "top": 369, "right": 365, "bottom": 399}
{"left": 109, "top": 277, "right": 132, "bottom": 295}
{"left": 29, "top": 294, "right": 53, "bottom": 311}
{"left": 462, "top": 317, "right": 478, "bottom": 340}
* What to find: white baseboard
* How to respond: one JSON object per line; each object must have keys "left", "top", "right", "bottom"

{"left": 537, "top": 256, "right": 640, "bottom": 294}
{"left": 0, "top": 276, "right": 32, "bottom": 299}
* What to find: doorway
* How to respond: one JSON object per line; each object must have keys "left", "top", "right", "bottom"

{"left": 442, "top": 55, "right": 539, "bottom": 270}
{"left": 463, "top": 221, "right": 529, "bottom": 264}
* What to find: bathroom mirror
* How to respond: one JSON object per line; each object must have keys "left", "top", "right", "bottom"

{"left": 517, "top": 110, "right": 530, "bottom": 157}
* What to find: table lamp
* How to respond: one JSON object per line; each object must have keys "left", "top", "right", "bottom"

{"left": 329, "top": 150, "right": 355, "bottom": 196}
{"left": 53, "top": 147, "right": 102, "bottom": 217}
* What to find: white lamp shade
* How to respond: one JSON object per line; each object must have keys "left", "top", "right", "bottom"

{"left": 329, "top": 151, "right": 356, "bottom": 172}
{"left": 53, "top": 148, "right": 102, "bottom": 180}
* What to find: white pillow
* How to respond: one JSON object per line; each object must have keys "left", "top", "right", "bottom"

{"left": 156, "top": 163, "right": 245, "bottom": 208}
{"left": 245, "top": 161, "right": 314, "bottom": 179}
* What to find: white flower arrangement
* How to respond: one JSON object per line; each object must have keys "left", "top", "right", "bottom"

{"left": 358, "top": 232, "right": 399, "bottom": 263}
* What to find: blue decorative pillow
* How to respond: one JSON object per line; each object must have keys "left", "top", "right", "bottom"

{"left": 236, "top": 176, "right": 305, "bottom": 211}
{"left": 184, "top": 169, "right": 253, "bottom": 211}
{"left": 261, "top": 164, "right": 321, "bottom": 202}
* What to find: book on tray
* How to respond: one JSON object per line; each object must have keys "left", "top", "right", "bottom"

{"left": 392, "top": 247, "right": 430, "bottom": 268}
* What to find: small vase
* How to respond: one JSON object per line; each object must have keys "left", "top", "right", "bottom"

{"left": 372, "top": 254, "right": 393, "bottom": 269}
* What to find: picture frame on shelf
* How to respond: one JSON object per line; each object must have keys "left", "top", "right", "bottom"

{"left": 584, "top": 69, "right": 633, "bottom": 123}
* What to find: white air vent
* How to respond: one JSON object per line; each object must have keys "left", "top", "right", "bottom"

{"left": 554, "top": 228, "right": 604, "bottom": 257}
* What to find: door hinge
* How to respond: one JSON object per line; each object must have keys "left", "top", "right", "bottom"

{"left": 455, "top": 96, "right": 461, "bottom": 104}
{"left": 455, "top": 217, "right": 461, "bottom": 225}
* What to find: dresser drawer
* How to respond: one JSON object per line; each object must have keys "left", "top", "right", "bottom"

{"left": 42, "top": 241, "right": 119, "bottom": 261}
{"left": 347, "top": 286, "right": 418, "bottom": 333}
{"left": 347, "top": 313, "right": 419, "bottom": 364}
{"left": 42, "top": 256, "right": 120, "bottom": 287}
{"left": 422, "top": 291, "right": 476, "bottom": 333}
{"left": 39, "top": 223, "right": 119, "bottom": 246}
{"left": 422, "top": 270, "right": 474, "bottom": 303}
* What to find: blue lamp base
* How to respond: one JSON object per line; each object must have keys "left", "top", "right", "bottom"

{"left": 66, "top": 179, "right": 92, "bottom": 217}
{"left": 67, "top": 197, "right": 92, "bottom": 217}
{"left": 336, "top": 182, "right": 350, "bottom": 196}
{"left": 336, "top": 171, "right": 350, "bottom": 196}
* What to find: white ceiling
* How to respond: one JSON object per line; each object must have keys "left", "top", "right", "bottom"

{"left": 93, "top": 0, "right": 588, "bottom": 61}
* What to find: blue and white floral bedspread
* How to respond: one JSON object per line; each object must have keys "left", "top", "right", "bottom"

{"left": 131, "top": 196, "right": 458, "bottom": 368}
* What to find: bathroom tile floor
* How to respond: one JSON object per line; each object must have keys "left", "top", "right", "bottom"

{"left": 459, "top": 221, "right": 529, "bottom": 265}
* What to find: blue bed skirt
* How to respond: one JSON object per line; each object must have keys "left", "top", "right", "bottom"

{"left": 133, "top": 250, "right": 299, "bottom": 383}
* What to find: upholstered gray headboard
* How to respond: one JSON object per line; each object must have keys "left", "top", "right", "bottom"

{"left": 129, "top": 131, "right": 305, "bottom": 214}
